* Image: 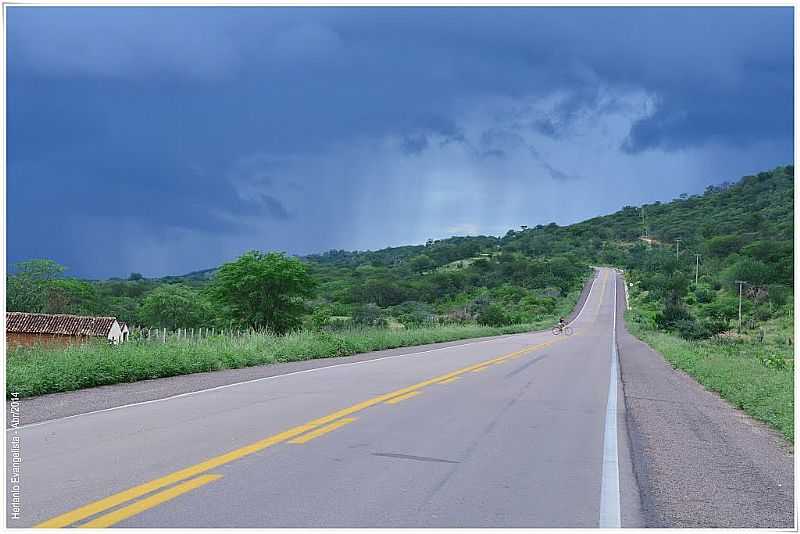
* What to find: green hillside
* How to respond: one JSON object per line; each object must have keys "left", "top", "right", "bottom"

{"left": 500, "top": 164, "right": 792, "bottom": 269}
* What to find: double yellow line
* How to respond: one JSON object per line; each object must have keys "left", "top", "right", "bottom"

{"left": 36, "top": 335, "right": 567, "bottom": 528}
{"left": 595, "top": 270, "right": 609, "bottom": 317}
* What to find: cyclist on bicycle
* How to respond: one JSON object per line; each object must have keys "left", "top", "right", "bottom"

{"left": 558, "top": 316, "right": 566, "bottom": 331}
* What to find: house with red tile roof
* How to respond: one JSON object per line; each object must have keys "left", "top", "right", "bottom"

{"left": 6, "top": 312, "right": 126, "bottom": 347}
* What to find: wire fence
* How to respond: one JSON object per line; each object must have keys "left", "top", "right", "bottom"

{"left": 127, "top": 326, "right": 267, "bottom": 344}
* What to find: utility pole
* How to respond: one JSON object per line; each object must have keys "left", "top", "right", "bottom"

{"left": 735, "top": 280, "right": 748, "bottom": 332}
{"left": 695, "top": 254, "right": 701, "bottom": 285}
{"left": 641, "top": 207, "right": 647, "bottom": 238}
{"left": 675, "top": 238, "right": 682, "bottom": 260}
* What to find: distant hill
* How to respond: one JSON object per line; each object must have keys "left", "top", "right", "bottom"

{"left": 576, "top": 165, "right": 793, "bottom": 248}
{"left": 161, "top": 267, "right": 218, "bottom": 283}
{"left": 492, "top": 165, "right": 792, "bottom": 268}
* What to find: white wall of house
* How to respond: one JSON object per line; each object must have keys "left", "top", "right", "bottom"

{"left": 107, "top": 321, "right": 123, "bottom": 344}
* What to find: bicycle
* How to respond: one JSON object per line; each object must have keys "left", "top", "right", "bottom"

{"left": 552, "top": 324, "right": 573, "bottom": 336}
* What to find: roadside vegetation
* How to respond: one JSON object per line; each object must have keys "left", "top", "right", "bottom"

{"left": 627, "top": 306, "right": 793, "bottom": 442}
{"left": 8, "top": 315, "right": 571, "bottom": 398}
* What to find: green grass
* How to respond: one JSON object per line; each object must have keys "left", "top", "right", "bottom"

{"left": 7, "top": 320, "right": 559, "bottom": 399}
{"left": 625, "top": 313, "right": 794, "bottom": 443}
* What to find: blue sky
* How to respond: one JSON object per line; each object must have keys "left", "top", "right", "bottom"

{"left": 7, "top": 7, "right": 793, "bottom": 278}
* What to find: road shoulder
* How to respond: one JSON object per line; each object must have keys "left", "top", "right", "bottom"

{"left": 614, "top": 272, "right": 794, "bottom": 528}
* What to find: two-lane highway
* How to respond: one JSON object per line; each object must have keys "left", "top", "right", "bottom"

{"left": 12, "top": 267, "right": 644, "bottom": 527}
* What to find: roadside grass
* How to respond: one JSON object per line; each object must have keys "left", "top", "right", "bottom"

{"left": 7, "top": 320, "right": 557, "bottom": 399}
{"left": 625, "top": 313, "right": 794, "bottom": 443}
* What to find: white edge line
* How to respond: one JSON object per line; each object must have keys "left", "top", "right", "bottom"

{"left": 599, "top": 269, "right": 622, "bottom": 528}
{"left": 12, "top": 270, "right": 600, "bottom": 431}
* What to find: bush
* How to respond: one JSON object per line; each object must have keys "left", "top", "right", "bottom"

{"left": 477, "top": 304, "right": 512, "bottom": 326}
{"left": 693, "top": 285, "right": 715, "bottom": 304}
{"left": 654, "top": 303, "right": 692, "bottom": 330}
{"left": 392, "top": 301, "right": 435, "bottom": 327}
{"left": 721, "top": 258, "right": 773, "bottom": 289}
{"left": 352, "top": 303, "right": 387, "bottom": 327}
{"left": 698, "top": 294, "right": 743, "bottom": 324}
{"left": 308, "top": 307, "right": 332, "bottom": 331}
{"left": 673, "top": 317, "right": 727, "bottom": 340}
{"left": 705, "top": 235, "right": 744, "bottom": 257}
{"left": 767, "top": 284, "right": 791, "bottom": 307}
{"left": 758, "top": 352, "right": 790, "bottom": 370}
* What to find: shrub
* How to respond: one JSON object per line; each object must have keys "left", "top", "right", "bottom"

{"left": 309, "top": 307, "right": 332, "bottom": 331}
{"left": 352, "top": 303, "right": 387, "bottom": 327}
{"left": 392, "top": 301, "right": 435, "bottom": 327}
{"left": 477, "top": 304, "right": 512, "bottom": 327}
{"left": 655, "top": 303, "right": 692, "bottom": 330}
{"left": 693, "top": 285, "right": 715, "bottom": 304}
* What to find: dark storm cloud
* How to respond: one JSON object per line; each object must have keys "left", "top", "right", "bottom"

{"left": 6, "top": 7, "right": 793, "bottom": 277}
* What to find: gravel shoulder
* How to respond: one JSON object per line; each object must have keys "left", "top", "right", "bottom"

{"left": 615, "top": 271, "right": 794, "bottom": 528}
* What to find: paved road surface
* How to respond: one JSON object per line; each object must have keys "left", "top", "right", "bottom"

{"left": 8, "top": 267, "right": 792, "bottom": 528}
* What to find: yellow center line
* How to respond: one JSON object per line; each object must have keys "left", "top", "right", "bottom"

{"left": 595, "top": 271, "right": 608, "bottom": 316}
{"left": 470, "top": 366, "right": 489, "bottom": 373}
{"left": 35, "top": 336, "right": 567, "bottom": 528}
{"left": 384, "top": 391, "right": 421, "bottom": 405}
{"left": 78, "top": 475, "right": 222, "bottom": 529}
{"left": 288, "top": 418, "right": 357, "bottom": 444}
{"left": 437, "top": 376, "right": 461, "bottom": 384}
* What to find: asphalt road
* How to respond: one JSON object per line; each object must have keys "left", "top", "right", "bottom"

{"left": 7, "top": 267, "right": 793, "bottom": 528}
